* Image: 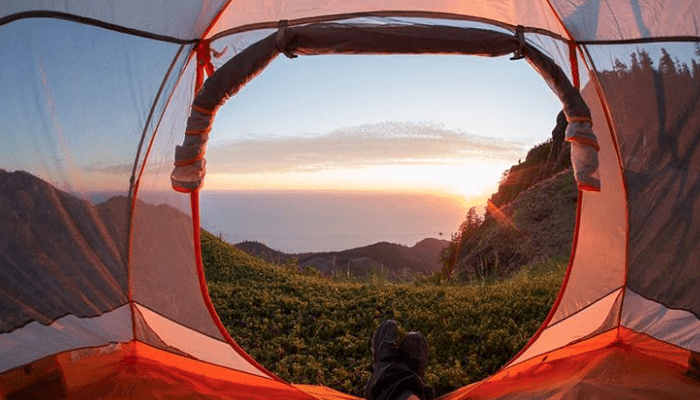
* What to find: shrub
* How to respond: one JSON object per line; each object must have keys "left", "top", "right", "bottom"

{"left": 201, "top": 230, "right": 563, "bottom": 398}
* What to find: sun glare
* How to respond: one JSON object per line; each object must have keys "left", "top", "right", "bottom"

{"left": 205, "top": 159, "right": 509, "bottom": 208}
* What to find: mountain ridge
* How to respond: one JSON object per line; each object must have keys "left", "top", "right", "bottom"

{"left": 235, "top": 237, "right": 449, "bottom": 280}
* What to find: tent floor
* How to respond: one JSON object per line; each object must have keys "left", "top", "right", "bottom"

{"left": 443, "top": 329, "right": 700, "bottom": 400}
{"left": 3, "top": 331, "right": 698, "bottom": 399}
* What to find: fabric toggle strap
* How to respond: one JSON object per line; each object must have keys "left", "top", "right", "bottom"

{"left": 171, "top": 158, "right": 206, "bottom": 192}
{"left": 566, "top": 119, "right": 599, "bottom": 150}
{"left": 510, "top": 25, "right": 526, "bottom": 60}
{"left": 276, "top": 20, "right": 297, "bottom": 59}
{"left": 171, "top": 110, "right": 211, "bottom": 192}
{"left": 566, "top": 120, "right": 601, "bottom": 192}
{"left": 174, "top": 133, "right": 209, "bottom": 167}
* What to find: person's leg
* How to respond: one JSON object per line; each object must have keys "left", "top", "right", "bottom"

{"left": 365, "top": 320, "right": 400, "bottom": 400}
{"left": 372, "top": 320, "right": 399, "bottom": 364}
{"left": 365, "top": 322, "right": 433, "bottom": 400}
{"left": 398, "top": 332, "right": 429, "bottom": 382}
{"left": 399, "top": 332, "right": 433, "bottom": 400}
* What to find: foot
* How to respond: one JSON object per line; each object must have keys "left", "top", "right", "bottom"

{"left": 371, "top": 320, "right": 399, "bottom": 363}
{"left": 365, "top": 320, "right": 399, "bottom": 399}
{"left": 398, "top": 332, "right": 429, "bottom": 383}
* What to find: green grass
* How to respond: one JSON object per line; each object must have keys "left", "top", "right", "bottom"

{"left": 201, "top": 230, "right": 565, "bottom": 397}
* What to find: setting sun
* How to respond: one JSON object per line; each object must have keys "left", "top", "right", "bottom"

{"left": 205, "top": 159, "right": 511, "bottom": 208}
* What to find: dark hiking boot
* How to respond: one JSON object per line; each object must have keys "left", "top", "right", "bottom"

{"left": 371, "top": 319, "right": 399, "bottom": 363}
{"left": 398, "top": 331, "right": 429, "bottom": 383}
{"left": 365, "top": 320, "right": 400, "bottom": 399}
{"left": 399, "top": 331, "right": 434, "bottom": 400}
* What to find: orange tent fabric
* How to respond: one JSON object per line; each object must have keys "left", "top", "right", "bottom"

{"left": 1, "top": 1, "right": 700, "bottom": 399}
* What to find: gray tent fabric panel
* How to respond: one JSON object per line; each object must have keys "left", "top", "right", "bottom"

{"left": 0, "top": 1, "right": 228, "bottom": 41}
{"left": 0, "top": 304, "right": 132, "bottom": 373}
{"left": 592, "top": 43, "right": 700, "bottom": 318}
{"left": 0, "top": 170, "right": 128, "bottom": 333}
{"left": 128, "top": 194, "right": 224, "bottom": 340}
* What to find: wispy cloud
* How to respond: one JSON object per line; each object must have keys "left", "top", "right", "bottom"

{"left": 207, "top": 121, "right": 527, "bottom": 174}
{"left": 82, "top": 162, "right": 133, "bottom": 175}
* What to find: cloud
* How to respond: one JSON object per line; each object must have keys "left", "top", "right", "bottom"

{"left": 206, "top": 121, "right": 528, "bottom": 174}
{"left": 82, "top": 162, "right": 133, "bottom": 175}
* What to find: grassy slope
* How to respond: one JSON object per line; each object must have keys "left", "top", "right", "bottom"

{"left": 455, "top": 170, "right": 577, "bottom": 280}
{"left": 202, "top": 230, "right": 565, "bottom": 397}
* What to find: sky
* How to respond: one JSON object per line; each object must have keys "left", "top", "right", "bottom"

{"left": 0, "top": 18, "right": 566, "bottom": 210}
{"left": 206, "top": 53, "right": 563, "bottom": 207}
{"left": 3, "top": 17, "right": 699, "bottom": 213}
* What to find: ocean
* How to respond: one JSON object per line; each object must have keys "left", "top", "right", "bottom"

{"left": 198, "top": 191, "right": 466, "bottom": 253}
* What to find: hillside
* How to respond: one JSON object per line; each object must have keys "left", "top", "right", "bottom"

{"left": 455, "top": 170, "right": 577, "bottom": 280}
{"left": 201, "top": 230, "right": 564, "bottom": 397}
{"left": 0, "top": 168, "right": 565, "bottom": 398}
{"left": 235, "top": 237, "right": 449, "bottom": 281}
{"left": 489, "top": 110, "right": 571, "bottom": 208}
{"left": 448, "top": 111, "right": 578, "bottom": 281}
{"left": 0, "top": 169, "right": 211, "bottom": 334}
{"left": 0, "top": 169, "right": 129, "bottom": 331}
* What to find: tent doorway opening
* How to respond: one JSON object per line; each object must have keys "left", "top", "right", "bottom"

{"left": 196, "top": 46, "right": 576, "bottom": 396}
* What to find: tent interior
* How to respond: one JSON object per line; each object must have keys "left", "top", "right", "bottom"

{"left": 1, "top": 2, "right": 700, "bottom": 399}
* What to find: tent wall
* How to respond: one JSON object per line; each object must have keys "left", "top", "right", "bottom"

{"left": 0, "top": 18, "right": 176, "bottom": 371}
{"left": 206, "top": 1, "right": 569, "bottom": 39}
{"left": 0, "top": 13, "right": 270, "bottom": 379}
{"left": 3, "top": 1, "right": 700, "bottom": 399}
{"left": 588, "top": 42, "right": 700, "bottom": 319}
{"left": 585, "top": 42, "right": 700, "bottom": 353}
{"left": 5, "top": 1, "right": 700, "bottom": 43}
{"left": 550, "top": 1, "right": 700, "bottom": 42}
{"left": 510, "top": 70, "right": 629, "bottom": 367}
{"left": 0, "top": 1, "right": 225, "bottom": 41}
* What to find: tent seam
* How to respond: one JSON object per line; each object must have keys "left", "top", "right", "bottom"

{"left": 501, "top": 324, "right": 695, "bottom": 371}
{"left": 131, "top": 301, "right": 230, "bottom": 343}
{"left": 127, "top": 43, "right": 194, "bottom": 342}
{"left": 201, "top": 0, "right": 237, "bottom": 40}
{"left": 578, "top": 36, "right": 700, "bottom": 45}
{"left": 207, "top": 11, "right": 568, "bottom": 42}
{"left": 0, "top": 11, "right": 196, "bottom": 43}
{"left": 538, "top": 286, "right": 625, "bottom": 331}
{"left": 541, "top": 0, "right": 576, "bottom": 42}
{"left": 128, "top": 44, "right": 188, "bottom": 199}
{"left": 189, "top": 191, "right": 286, "bottom": 383}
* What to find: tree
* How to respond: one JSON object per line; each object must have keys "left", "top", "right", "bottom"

{"left": 630, "top": 52, "right": 641, "bottom": 74}
{"left": 440, "top": 207, "right": 483, "bottom": 280}
{"left": 638, "top": 49, "right": 654, "bottom": 71}
{"left": 613, "top": 59, "right": 628, "bottom": 76}
{"left": 659, "top": 48, "right": 677, "bottom": 75}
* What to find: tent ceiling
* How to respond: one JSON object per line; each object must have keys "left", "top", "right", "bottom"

{"left": 3, "top": 1, "right": 700, "bottom": 44}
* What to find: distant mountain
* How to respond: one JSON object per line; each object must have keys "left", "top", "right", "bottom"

{"left": 0, "top": 169, "right": 128, "bottom": 331}
{"left": 235, "top": 237, "right": 450, "bottom": 281}
{"left": 235, "top": 241, "right": 290, "bottom": 265}
{"left": 2, "top": 169, "right": 447, "bottom": 290}
{"left": 0, "top": 169, "right": 211, "bottom": 336}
